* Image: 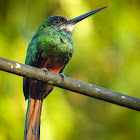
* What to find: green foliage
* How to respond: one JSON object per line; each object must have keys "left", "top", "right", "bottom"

{"left": 0, "top": 0, "right": 140, "bottom": 139}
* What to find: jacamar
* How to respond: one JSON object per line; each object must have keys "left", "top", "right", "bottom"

{"left": 23, "top": 6, "right": 107, "bottom": 140}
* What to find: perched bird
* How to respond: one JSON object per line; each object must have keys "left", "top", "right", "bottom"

{"left": 23, "top": 6, "right": 107, "bottom": 140}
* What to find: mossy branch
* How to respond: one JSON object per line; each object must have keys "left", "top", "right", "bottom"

{"left": 0, "top": 57, "right": 140, "bottom": 111}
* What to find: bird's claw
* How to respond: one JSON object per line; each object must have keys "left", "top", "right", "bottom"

{"left": 41, "top": 68, "right": 48, "bottom": 75}
{"left": 59, "top": 73, "right": 65, "bottom": 81}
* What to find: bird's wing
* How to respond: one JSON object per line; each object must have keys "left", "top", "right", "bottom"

{"left": 23, "top": 33, "right": 41, "bottom": 100}
{"left": 23, "top": 31, "right": 58, "bottom": 99}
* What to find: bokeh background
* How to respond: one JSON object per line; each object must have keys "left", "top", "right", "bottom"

{"left": 0, "top": 0, "right": 140, "bottom": 139}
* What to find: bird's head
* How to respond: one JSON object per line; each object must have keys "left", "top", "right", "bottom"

{"left": 42, "top": 6, "right": 107, "bottom": 34}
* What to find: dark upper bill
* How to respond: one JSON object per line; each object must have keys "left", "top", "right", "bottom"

{"left": 66, "top": 6, "right": 107, "bottom": 25}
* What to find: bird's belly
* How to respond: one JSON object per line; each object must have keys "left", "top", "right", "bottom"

{"left": 28, "top": 52, "right": 64, "bottom": 99}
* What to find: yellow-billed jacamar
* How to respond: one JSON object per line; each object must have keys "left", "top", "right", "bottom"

{"left": 23, "top": 6, "right": 107, "bottom": 140}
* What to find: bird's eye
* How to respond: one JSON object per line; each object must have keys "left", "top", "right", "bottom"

{"left": 53, "top": 19, "right": 60, "bottom": 24}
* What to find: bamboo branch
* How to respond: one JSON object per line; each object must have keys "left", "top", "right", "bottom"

{"left": 0, "top": 57, "right": 140, "bottom": 111}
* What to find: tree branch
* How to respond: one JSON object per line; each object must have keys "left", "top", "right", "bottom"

{"left": 0, "top": 57, "right": 140, "bottom": 111}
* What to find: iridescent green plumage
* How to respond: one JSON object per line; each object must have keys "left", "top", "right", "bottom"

{"left": 25, "top": 18, "right": 74, "bottom": 67}
{"left": 23, "top": 16, "right": 74, "bottom": 100}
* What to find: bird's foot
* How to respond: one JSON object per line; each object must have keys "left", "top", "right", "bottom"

{"left": 41, "top": 68, "right": 48, "bottom": 75}
{"left": 59, "top": 73, "right": 65, "bottom": 81}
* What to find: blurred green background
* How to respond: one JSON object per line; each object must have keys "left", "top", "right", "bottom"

{"left": 0, "top": 0, "right": 140, "bottom": 139}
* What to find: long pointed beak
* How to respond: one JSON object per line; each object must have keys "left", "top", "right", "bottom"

{"left": 66, "top": 6, "right": 107, "bottom": 25}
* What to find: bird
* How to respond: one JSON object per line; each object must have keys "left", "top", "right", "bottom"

{"left": 23, "top": 6, "right": 107, "bottom": 140}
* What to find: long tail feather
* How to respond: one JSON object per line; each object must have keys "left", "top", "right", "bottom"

{"left": 24, "top": 95, "right": 43, "bottom": 140}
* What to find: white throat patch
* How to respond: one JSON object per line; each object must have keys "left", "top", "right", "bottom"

{"left": 59, "top": 24, "right": 75, "bottom": 33}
